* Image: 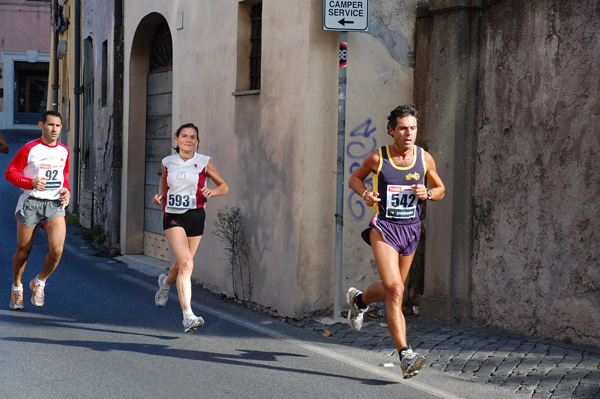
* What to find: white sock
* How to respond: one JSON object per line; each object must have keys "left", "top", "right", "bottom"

{"left": 35, "top": 275, "right": 45, "bottom": 287}
{"left": 12, "top": 285, "right": 23, "bottom": 291}
{"left": 182, "top": 309, "right": 195, "bottom": 320}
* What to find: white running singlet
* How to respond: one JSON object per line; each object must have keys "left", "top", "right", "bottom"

{"left": 162, "top": 152, "right": 211, "bottom": 214}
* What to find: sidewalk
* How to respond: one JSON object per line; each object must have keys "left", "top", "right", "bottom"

{"left": 297, "top": 309, "right": 600, "bottom": 399}
{"left": 117, "top": 252, "right": 600, "bottom": 399}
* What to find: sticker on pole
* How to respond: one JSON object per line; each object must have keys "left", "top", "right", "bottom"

{"left": 339, "top": 42, "right": 347, "bottom": 67}
{"left": 323, "top": 0, "right": 369, "bottom": 31}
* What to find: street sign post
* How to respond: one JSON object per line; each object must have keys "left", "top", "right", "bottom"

{"left": 324, "top": 0, "right": 369, "bottom": 320}
{"left": 323, "top": 0, "right": 368, "bottom": 31}
{"left": 333, "top": 32, "right": 348, "bottom": 321}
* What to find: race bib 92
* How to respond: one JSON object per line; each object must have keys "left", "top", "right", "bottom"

{"left": 38, "top": 163, "right": 63, "bottom": 190}
{"left": 386, "top": 185, "right": 417, "bottom": 219}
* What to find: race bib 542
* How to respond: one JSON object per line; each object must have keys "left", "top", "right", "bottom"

{"left": 386, "top": 185, "right": 417, "bottom": 219}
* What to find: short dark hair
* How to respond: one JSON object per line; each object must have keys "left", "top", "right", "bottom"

{"left": 40, "top": 110, "right": 63, "bottom": 123}
{"left": 387, "top": 105, "right": 419, "bottom": 130}
{"left": 173, "top": 123, "right": 199, "bottom": 153}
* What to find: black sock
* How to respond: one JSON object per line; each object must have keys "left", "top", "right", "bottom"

{"left": 399, "top": 347, "right": 409, "bottom": 359}
{"left": 355, "top": 294, "right": 367, "bottom": 310}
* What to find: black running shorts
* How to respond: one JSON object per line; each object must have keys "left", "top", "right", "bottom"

{"left": 163, "top": 208, "right": 206, "bottom": 237}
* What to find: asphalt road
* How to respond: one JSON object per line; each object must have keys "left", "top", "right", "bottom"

{"left": 0, "top": 129, "right": 519, "bottom": 399}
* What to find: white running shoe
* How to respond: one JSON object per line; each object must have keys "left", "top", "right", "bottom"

{"left": 183, "top": 315, "right": 205, "bottom": 333}
{"left": 10, "top": 287, "right": 24, "bottom": 310}
{"left": 29, "top": 278, "right": 45, "bottom": 307}
{"left": 346, "top": 287, "right": 368, "bottom": 331}
{"left": 400, "top": 348, "right": 426, "bottom": 378}
{"left": 155, "top": 274, "right": 170, "bottom": 307}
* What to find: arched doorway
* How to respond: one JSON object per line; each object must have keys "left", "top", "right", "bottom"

{"left": 126, "top": 14, "right": 173, "bottom": 261}
{"left": 143, "top": 21, "right": 173, "bottom": 261}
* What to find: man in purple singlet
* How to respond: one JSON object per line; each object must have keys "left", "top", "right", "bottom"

{"left": 347, "top": 104, "right": 446, "bottom": 378}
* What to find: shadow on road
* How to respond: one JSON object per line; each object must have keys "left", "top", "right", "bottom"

{"left": 1, "top": 335, "right": 396, "bottom": 386}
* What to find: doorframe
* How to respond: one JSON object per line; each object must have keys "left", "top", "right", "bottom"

{"left": 124, "top": 13, "right": 170, "bottom": 254}
{"left": 0, "top": 51, "right": 50, "bottom": 129}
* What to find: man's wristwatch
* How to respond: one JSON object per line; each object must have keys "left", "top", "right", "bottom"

{"left": 427, "top": 189, "right": 433, "bottom": 200}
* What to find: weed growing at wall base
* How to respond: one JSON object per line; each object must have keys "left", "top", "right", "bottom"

{"left": 65, "top": 211, "right": 80, "bottom": 226}
{"left": 213, "top": 206, "right": 252, "bottom": 301}
{"left": 80, "top": 224, "right": 106, "bottom": 244}
{"left": 66, "top": 211, "right": 106, "bottom": 245}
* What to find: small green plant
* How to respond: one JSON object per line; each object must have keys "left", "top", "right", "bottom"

{"left": 561, "top": 336, "right": 572, "bottom": 344}
{"left": 65, "top": 211, "right": 81, "bottom": 226}
{"left": 213, "top": 206, "right": 252, "bottom": 301}
{"left": 80, "top": 224, "right": 106, "bottom": 244}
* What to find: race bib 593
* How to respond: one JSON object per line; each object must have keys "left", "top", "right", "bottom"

{"left": 167, "top": 193, "right": 196, "bottom": 209}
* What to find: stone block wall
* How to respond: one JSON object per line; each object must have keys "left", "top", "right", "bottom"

{"left": 472, "top": 0, "right": 600, "bottom": 347}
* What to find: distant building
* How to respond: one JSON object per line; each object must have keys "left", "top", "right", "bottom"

{"left": 0, "top": 0, "right": 52, "bottom": 128}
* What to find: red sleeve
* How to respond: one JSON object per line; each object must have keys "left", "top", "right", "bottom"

{"left": 4, "top": 141, "right": 35, "bottom": 190}
{"left": 62, "top": 148, "right": 71, "bottom": 191}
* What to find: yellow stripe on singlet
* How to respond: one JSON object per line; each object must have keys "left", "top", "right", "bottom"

{"left": 373, "top": 147, "right": 383, "bottom": 215}
{"left": 421, "top": 146, "right": 427, "bottom": 176}
{"left": 386, "top": 145, "right": 417, "bottom": 171}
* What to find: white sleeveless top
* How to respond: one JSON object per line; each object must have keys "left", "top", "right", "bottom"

{"left": 162, "top": 152, "right": 211, "bottom": 214}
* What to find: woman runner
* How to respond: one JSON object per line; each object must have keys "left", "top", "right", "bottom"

{"left": 153, "top": 123, "right": 228, "bottom": 332}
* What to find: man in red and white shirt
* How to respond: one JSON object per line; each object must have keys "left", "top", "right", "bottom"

{"left": 5, "top": 110, "right": 71, "bottom": 310}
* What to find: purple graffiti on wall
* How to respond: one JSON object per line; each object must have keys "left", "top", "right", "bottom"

{"left": 346, "top": 118, "right": 377, "bottom": 220}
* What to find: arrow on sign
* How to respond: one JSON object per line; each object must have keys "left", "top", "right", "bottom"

{"left": 338, "top": 18, "right": 355, "bottom": 26}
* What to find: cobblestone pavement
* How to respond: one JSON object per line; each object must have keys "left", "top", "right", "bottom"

{"left": 297, "top": 310, "right": 600, "bottom": 399}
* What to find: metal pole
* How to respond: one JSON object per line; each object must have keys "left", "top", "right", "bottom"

{"left": 334, "top": 31, "right": 348, "bottom": 319}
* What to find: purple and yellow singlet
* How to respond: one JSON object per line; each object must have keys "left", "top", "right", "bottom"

{"left": 372, "top": 145, "right": 427, "bottom": 225}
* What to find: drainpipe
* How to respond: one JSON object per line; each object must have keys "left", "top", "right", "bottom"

{"left": 51, "top": 0, "right": 58, "bottom": 111}
{"left": 110, "top": 0, "right": 124, "bottom": 256}
{"left": 72, "top": 0, "right": 81, "bottom": 212}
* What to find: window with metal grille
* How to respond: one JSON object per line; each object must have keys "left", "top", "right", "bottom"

{"left": 249, "top": 3, "right": 262, "bottom": 90}
{"left": 234, "top": 1, "right": 262, "bottom": 95}
{"left": 149, "top": 21, "right": 173, "bottom": 71}
{"left": 13, "top": 61, "right": 49, "bottom": 125}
